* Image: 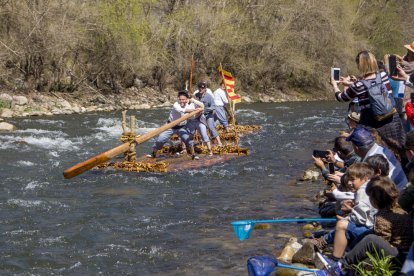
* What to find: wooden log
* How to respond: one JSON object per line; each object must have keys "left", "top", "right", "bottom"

{"left": 63, "top": 109, "right": 201, "bottom": 179}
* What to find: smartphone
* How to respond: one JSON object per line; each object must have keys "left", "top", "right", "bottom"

{"left": 389, "top": 55, "right": 397, "bottom": 76}
{"left": 331, "top": 68, "right": 340, "bottom": 82}
{"left": 313, "top": 150, "right": 327, "bottom": 159}
{"left": 328, "top": 162, "right": 335, "bottom": 174}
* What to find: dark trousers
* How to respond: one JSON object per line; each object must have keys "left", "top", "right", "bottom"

{"left": 344, "top": 234, "right": 399, "bottom": 266}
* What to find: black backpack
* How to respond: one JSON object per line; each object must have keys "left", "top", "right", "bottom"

{"left": 360, "top": 73, "right": 396, "bottom": 121}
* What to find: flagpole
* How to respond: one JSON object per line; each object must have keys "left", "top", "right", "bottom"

{"left": 189, "top": 53, "right": 195, "bottom": 96}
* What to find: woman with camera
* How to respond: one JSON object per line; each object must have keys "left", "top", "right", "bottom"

{"left": 331, "top": 50, "right": 406, "bottom": 154}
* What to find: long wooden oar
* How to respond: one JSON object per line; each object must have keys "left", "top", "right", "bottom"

{"left": 63, "top": 110, "right": 201, "bottom": 179}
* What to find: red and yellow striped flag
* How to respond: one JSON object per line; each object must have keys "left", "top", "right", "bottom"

{"left": 219, "top": 68, "right": 241, "bottom": 103}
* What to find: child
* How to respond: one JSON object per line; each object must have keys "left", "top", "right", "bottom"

{"left": 310, "top": 163, "right": 376, "bottom": 260}
{"left": 322, "top": 176, "right": 413, "bottom": 275}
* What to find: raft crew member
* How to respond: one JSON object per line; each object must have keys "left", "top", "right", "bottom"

{"left": 194, "top": 80, "right": 223, "bottom": 146}
{"left": 186, "top": 92, "right": 214, "bottom": 156}
{"left": 148, "top": 91, "right": 202, "bottom": 160}
{"left": 213, "top": 80, "right": 230, "bottom": 132}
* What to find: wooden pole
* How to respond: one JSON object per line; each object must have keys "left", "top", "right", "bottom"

{"left": 63, "top": 109, "right": 201, "bottom": 179}
{"left": 189, "top": 53, "right": 195, "bottom": 96}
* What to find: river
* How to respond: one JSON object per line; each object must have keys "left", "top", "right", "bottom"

{"left": 0, "top": 102, "right": 346, "bottom": 275}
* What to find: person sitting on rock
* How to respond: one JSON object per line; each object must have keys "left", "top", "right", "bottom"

{"left": 148, "top": 91, "right": 203, "bottom": 160}
{"left": 310, "top": 163, "right": 376, "bottom": 261}
{"left": 317, "top": 176, "right": 413, "bottom": 275}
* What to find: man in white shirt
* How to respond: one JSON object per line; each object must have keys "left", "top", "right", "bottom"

{"left": 149, "top": 91, "right": 203, "bottom": 160}
{"left": 213, "top": 80, "right": 229, "bottom": 131}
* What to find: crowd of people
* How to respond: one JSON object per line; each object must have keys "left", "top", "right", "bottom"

{"left": 310, "top": 41, "right": 414, "bottom": 275}
{"left": 147, "top": 80, "right": 230, "bottom": 159}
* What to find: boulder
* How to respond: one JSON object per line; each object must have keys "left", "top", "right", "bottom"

{"left": 57, "top": 99, "right": 72, "bottom": 110}
{"left": 0, "top": 122, "right": 16, "bottom": 131}
{"left": 0, "top": 93, "right": 13, "bottom": 103}
{"left": 242, "top": 96, "right": 253, "bottom": 103}
{"left": 278, "top": 238, "right": 303, "bottom": 262}
{"left": 0, "top": 108, "right": 13, "bottom": 118}
{"left": 291, "top": 241, "right": 316, "bottom": 265}
{"left": 12, "top": 95, "right": 28, "bottom": 105}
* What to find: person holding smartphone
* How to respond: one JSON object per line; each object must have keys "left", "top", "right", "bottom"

{"left": 331, "top": 50, "right": 406, "bottom": 155}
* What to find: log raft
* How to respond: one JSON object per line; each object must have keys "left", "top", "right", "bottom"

{"left": 63, "top": 110, "right": 202, "bottom": 179}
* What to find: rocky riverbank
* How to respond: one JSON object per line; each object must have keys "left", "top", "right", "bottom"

{"left": 0, "top": 86, "right": 327, "bottom": 131}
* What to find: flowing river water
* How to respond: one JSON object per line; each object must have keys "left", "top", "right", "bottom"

{"left": 0, "top": 102, "right": 347, "bottom": 275}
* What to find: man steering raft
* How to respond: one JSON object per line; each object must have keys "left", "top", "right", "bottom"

{"left": 148, "top": 91, "right": 204, "bottom": 160}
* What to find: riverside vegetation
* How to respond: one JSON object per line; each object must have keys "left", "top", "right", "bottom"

{"left": 0, "top": 0, "right": 413, "bottom": 119}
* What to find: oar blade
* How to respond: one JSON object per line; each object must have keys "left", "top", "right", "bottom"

{"left": 231, "top": 221, "right": 254, "bottom": 241}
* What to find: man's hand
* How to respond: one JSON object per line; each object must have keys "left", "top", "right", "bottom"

{"left": 341, "top": 199, "right": 354, "bottom": 212}
{"left": 327, "top": 171, "right": 343, "bottom": 184}
{"left": 391, "top": 66, "right": 409, "bottom": 81}
{"left": 312, "top": 156, "right": 326, "bottom": 170}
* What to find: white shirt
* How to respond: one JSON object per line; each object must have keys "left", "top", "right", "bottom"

{"left": 169, "top": 102, "right": 190, "bottom": 126}
{"left": 194, "top": 88, "right": 214, "bottom": 97}
{"left": 213, "top": 87, "right": 229, "bottom": 106}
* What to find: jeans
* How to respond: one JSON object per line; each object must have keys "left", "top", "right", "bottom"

{"left": 205, "top": 112, "right": 219, "bottom": 138}
{"left": 343, "top": 234, "right": 398, "bottom": 266}
{"left": 152, "top": 127, "right": 193, "bottom": 151}
{"left": 324, "top": 221, "right": 372, "bottom": 245}
{"left": 215, "top": 106, "right": 229, "bottom": 129}
{"left": 186, "top": 120, "right": 210, "bottom": 143}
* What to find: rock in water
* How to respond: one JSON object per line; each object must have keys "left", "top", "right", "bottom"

{"left": 254, "top": 223, "right": 271, "bottom": 230}
{"left": 277, "top": 237, "right": 302, "bottom": 262}
{"left": 0, "top": 122, "right": 16, "bottom": 131}
{"left": 292, "top": 241, "right": 316, "bottom": 265}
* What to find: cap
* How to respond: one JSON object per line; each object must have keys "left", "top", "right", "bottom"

{"left": 346, "top": 127, "right": 374, "bottom": 147}
{"left": 198, "top": 80, "right": 207, "bottom": 89}
{"left": 347, "top": 112, "right": 360, "bottom": 123}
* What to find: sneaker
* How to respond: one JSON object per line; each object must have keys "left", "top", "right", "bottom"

{"left": 146, "top": 152, "right": 156, "bottom": 158}
{"left": 192, "top": 155, "right": 199, "bottom": 160}
{"left": 308, "top": 236, "right": 327, "bottom": 251}
{"left": 316, "top": 252, "right": 343, "bottom": 276}
{"left": 314, "top": 269, "right": 329, "bottom": 276}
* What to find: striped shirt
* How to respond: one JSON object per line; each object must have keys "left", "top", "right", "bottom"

{"left": 335, "top": 72, "right": 392, "bottom": 108}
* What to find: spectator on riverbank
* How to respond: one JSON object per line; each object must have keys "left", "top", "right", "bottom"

{"left": 398, "top": 132, "right": 414, "bottom": 212}
{"left": 321, "top": 176, "right": 413, "bottom": 275}
{"left": 331, "top": 50, "right": 406, "bottom": 154}
{"left": 310, "top": 163, "right": 376, "bottom": 260}
{"left": 313, "top": 137, "right": 360, "bottom": 184}
{"left": 365, "top": 154, "right": 390, "bottom": 176}
{"left": 346, "top": 127, "right": 408, "bottom": 191}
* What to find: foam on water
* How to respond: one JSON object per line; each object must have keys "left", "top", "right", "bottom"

{"left": 22, "top": 119, "right": 65, "bottom": 127}
{"left": 141, "top": 177, "right": 167, "bottom": 184}
{"left": 7, "top": 199, "right": 70, "bottom": 210}
{"left": 0, "top": 134, "right": 80, "bottom": 151}
{"left": 40, "top": 236, "right": 66, "bottom": 245}
{"left": 15, "top": 160, "right": 35, "bottom": 166}
{"left": 24, "top": 181, "right": 48, "bottom": 190}
{"left": 16, "top": 129, "right": 68, "bottom": 136}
